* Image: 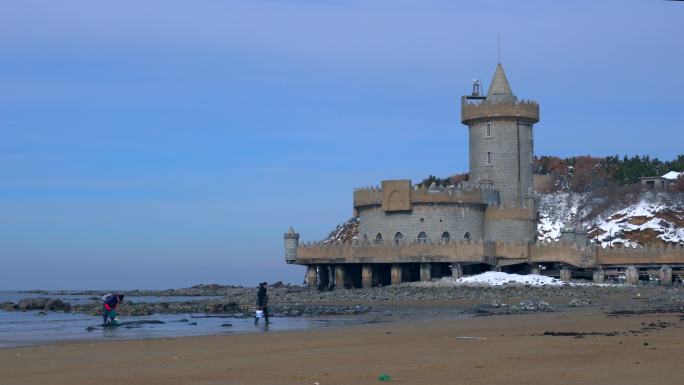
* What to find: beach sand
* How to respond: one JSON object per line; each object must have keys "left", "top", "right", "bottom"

{"left": 2, "top": 307, "right": 683, "bottom": 385}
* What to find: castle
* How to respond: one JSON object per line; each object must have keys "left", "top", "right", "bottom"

{"left": 284, "top": 63, "right": 684, "bottom": 287}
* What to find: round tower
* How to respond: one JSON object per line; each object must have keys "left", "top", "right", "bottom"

{"left": 284, "top": 227, "right": 300, "bottom": 263}
{"left": 461, "top": 63, "right": 539, "bottom": 208}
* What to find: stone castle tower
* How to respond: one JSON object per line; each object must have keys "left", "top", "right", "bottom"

{"left": 462, "top": 63, "right": 539, "bottom": 207}
{"left": 462, "top": 63, "right": 540, "bottom": 242}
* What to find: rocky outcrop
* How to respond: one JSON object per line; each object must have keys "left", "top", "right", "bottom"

{"left": 7, "top": 298, "right": 71, "bottom": 312}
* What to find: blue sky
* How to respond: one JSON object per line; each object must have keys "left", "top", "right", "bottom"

{"left": 2, "top": 0, "right": 683, "bottom": 289}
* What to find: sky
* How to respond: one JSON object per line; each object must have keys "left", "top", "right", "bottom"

{"left": 1, "top": 0, "right": 683, "bottom": 290}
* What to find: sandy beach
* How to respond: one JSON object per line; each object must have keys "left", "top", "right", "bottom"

{"left": 2, "top": 305, "right": 683, "bottom": 385}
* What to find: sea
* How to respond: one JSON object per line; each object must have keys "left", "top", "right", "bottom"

{"left": 0, "top": 291, "right": 359, "bottom": 348}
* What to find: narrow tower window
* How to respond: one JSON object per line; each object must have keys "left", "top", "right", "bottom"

{"left": 486, "top": 123, "right": 492, "bottom": 137}
{"left": 487, "top": 152, "right": 492, "bottom": 166}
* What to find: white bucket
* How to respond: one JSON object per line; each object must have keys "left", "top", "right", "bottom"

{"left": 256, "top": 309, "right": 264, "bottom": 318}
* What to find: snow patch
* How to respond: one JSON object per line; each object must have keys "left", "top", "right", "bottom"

{"left": 408, "top": 272, "right": 575, "bottom": 287}
{"left": 454, "top": 272, "right": 568, "bottom": 286}
{"left": 662, "top": 171, "right": 682, "bottom": 181}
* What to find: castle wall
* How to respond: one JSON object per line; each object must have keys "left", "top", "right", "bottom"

{"left": 485, "top": 219, "right": 537, "bottom": 243}
{"left": 358, "top": 203, "right": 485, "bottom": 243}
{"left": 530, "top": 242, "right": 596, "bottom": 268}
{"left": 296, "top": 240, "right": 488, "bottom": 264}
{"left": 469, "top": 119, "right": 533, "bottom": 207}
{"left": 483, "top": 206, "right": 537, "bottom": 242}
{"left": 598, "top": 244, "right": 684, "bottom": 266}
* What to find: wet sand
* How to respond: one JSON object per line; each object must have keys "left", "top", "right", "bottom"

{"left": 2, "top": 307, "right": 683, "bottom": 385}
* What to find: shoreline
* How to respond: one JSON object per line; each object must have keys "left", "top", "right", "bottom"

{"left": 2, "top": 306, "right": 684, "bottom": 385}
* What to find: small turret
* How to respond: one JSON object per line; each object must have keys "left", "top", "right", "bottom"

{"left": 284, "top": 227, "right": 300, "bottom": 263}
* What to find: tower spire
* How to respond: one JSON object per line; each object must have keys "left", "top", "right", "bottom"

{"left": 497, "top": 34, "right": 500, "bottom": 63}
{"left": 486, "top": 63, "right": 514, "bottom": 101}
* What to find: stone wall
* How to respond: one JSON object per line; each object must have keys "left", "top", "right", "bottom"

{"left": 530, "top": 242, "right": 596, "bottom": 268}
{"left": 357, "top": 203, "right": 486, "bottom": 244}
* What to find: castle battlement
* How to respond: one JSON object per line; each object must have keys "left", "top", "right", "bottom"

{"left": 461, "top": 97, "right": 539, "bottom": 124}
{"left": 353, "top": 183, "right": 498, "bottom": 209}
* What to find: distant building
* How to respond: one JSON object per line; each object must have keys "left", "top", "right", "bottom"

{"left": 640, "top": 171, "right": 682, "bottom": 190}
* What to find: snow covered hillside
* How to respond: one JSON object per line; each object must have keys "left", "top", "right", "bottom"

{"left": 539, "top": 191, "right": 684, "bottom": 247}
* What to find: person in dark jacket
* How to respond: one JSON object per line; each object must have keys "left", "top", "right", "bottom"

{"left": 254, "top": 282, "right": 269, "bottom": 325}
{"left": 102, "top": 293, "right": 125, "bottom": 324}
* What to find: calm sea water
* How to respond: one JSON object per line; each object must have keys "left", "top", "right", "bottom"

{"left": 0, "top": 291, "right": 359, "bottom": 348}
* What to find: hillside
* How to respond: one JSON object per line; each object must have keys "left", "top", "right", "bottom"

{"left": 538, "top": 191, "right": 684, "bottom": 247}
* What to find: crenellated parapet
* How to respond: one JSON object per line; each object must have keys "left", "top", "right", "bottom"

{"left": 597, "top": 243, "right": 684, "bottom": 266}
{"left": 461, "top": 97, "right": 539, "bottom": 124}
{"left": 353, "top": 180, "right": 499, "bottom": 212}
{"left": 288, "top": 234, "right": 684, "bottom": 268}
{"left": 531, "top": 240, "right": 596, "bottom": 268}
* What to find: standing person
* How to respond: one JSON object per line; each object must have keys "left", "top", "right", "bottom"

{"left": 254, "top": 282, "right": 270, "bottom": 325}
{"left": 102, "top": 293, "right": 125, "bottom": 325}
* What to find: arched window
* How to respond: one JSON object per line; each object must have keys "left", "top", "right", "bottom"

{"left": 394, "top": 232, "right": 403, "bottom": 244}
{"left": 375, "top": 233, "right": 383, "bottom": 243}
{"left": 464, "top": 232, "right": 471, "bottom": 241}
{"left": 441, "top": 231, "right": 450, "bottom": 242}
{"left": 417, "top": 231, "right": 429, "bottom": 243}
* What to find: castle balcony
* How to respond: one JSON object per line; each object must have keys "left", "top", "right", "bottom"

{"left": 461, "top": 97, "right": 539, "bottom": 125}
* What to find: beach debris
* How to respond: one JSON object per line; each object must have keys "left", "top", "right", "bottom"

{"left": 515, "top": 299, "right": 554, "bottom": 312}
{"left": 221, "top": 323, "right": 233, "bottom": 327}
{"left": 377, "top": 373, "right": 391, "bottom": 381}
{"left": 489, "top": 299, "right": 507, "bottom": 308}
{"left": 568, "top": 298, "right": 591, "bottom": 307}
{"left": 455, "top": 336, "right": 487, "bottom": 340}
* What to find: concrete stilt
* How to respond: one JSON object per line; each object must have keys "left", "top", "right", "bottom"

{"left": 391, "top": 264, "right": 403, "bottom": 285}
{"left": 420, "top": 263, "right": 431, "bottom": 282}
{"left": 560, "top": 268, "right": 572, "bottom": 282}
{"left": 362, "top": 264, "right": 373, "bottom": 289}
{"left": 659, "top": 266, "right": 673, "bottom": 286}
{"left": 306, "top": 265, "right": 317, "bottom": 289}
{"left": 335, "top": 265, "right": 346, "bottom": 289}
{"left": 319, "top": 266, "right": 329, "bottom": 288}
{"left": 625, "top": 266, "right": 639, "bottom": 285}
{"left": 451, "top": 263, "right": 463, "bottom": 279}
{"left": 592, "top": 269, "right": 605, "bottom": 284}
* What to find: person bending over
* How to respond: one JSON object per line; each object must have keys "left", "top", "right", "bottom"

{"left": 102, "top": 293, "right": 124, "bottom": 324}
